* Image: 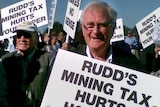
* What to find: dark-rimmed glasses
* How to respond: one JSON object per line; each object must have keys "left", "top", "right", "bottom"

{"left": 16, "top": 31, "right": 32, "bottom": 39}
{"left": 83, "top": 22, "right": 115, "bottom": 31}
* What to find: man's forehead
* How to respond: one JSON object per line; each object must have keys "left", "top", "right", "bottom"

{"left": 84, "top": 9, "right": 110, "bottom": 22}
{"left": 84, "top": 15, "right": 109, "bottom": 24}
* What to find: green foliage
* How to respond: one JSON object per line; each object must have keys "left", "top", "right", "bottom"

{"left": 43, "top": 21, "right": 63, "bottom": 35}
{"left": 52, "top": 21, "right": 63, "bottom": 34}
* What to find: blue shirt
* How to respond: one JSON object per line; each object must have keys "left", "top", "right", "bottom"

{"left": 124, "top": 36, "right": 138, "bottom": 49}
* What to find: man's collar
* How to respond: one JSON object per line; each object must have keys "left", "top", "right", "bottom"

{"left": 86, "top": 45, "right": 112, "bottom": 62}
{"left": 16, "top": 49, "right": 36, "bottom": 62}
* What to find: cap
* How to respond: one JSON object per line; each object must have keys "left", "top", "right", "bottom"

{"left": 16, "top": 21, "right": 35, "bottom": 32}
{"left": 152, "top": 23, "right": 160, "bottom": 47}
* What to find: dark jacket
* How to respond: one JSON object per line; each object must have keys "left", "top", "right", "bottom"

{"left": 152, "top": 57, "right": 160, "bottom": 72}
{"left": 69, "top": 42, "right": 142, "bottom": 72}
{"left": 0, "top": 49, "right": 54, "bottom": 107}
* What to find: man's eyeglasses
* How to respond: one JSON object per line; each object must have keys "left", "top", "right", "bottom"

{"left": 16, "top": 31, "right": 32, "bottom": 39}
{"left": 83, "top": 22, "right": 115, "bottom": 31}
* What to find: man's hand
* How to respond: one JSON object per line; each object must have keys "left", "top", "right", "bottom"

{"left": 62, "top": 42, "right": 69, "bottom": 50}
{"left": 154, "top": 46, "right": 160, "bottom": 58}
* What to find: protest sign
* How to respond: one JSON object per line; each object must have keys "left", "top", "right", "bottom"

{"left": 77, "top": 10, "right": 82, "bottom": 22}
{"left": 1, "top": 0, "right": 48, "bottom": 40}
{"left": 41, "top": 49, "right": 160, "bottom": 107}
{"left": 136, "top": 7, "right": 160, "bottom": 49}
{"left": 111, "top": 18, "right": 124, "bottom": 43}
{"left": 63, "top": 0, "right": 81, "bottom": 42}
{"left": 48, "top": 0, "right": 57, "bottom": 30}
{"left": 0, "top": 9, "right": 2, "bottom": 36}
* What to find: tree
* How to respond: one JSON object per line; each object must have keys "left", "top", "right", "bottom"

{"left": 43, "top": 21, "right": 63, "bottom": 35}
{"left": 52, "top": 21, "right": 63, "bottom": 34}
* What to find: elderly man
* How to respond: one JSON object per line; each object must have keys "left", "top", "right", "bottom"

{"left": 49, "top": 1, "right": 155, "bottom": 107}
{"left": 0, "top": 21, "right": 54, "bottom": 107}
{"left": 62, "top": 1, "right": 142, "bottom": 71}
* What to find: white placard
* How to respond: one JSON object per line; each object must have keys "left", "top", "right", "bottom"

{"left": 111, "top": 18, "right": 124, "bottom": 43}
{"left": 136, "top": 7, "right": 160, "bottom": 49}
{"left": 0, "top": 9, "right": 2, "bottom": 36}
{"left": 63, "top": 0, "right": 81, "bottom": 39}
{"left": 41, "top": 49, "right": 160, "bottom": 107}
{"left": 1, "top": 0, "right": 48, "bottom": 40}
{"left": 48, "top": 0, "right": 57, "bottom": 29}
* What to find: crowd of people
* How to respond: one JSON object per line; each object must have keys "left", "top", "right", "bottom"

{"left": 0, "top": 1, "right": 159, "bottom": 107}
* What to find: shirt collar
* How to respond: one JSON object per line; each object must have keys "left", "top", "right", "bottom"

{"left": 86, "top": 45, "right": 112, "bottom": 63}
{"left": 16, "top": 49, "right": 36, "bottom": 62}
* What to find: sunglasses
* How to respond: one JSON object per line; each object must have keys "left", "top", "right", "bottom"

{"left": 16, "top": 31, "right": 32, "bottom": 39}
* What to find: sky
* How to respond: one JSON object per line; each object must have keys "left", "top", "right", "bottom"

{"left": 1, "top": 0, "right": 160, "bottom": 33}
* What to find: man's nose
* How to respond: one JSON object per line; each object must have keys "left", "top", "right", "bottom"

{"left": 92, "top": 25, "right": 100, "bottom": 34}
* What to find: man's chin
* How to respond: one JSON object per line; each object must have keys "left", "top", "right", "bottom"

{"left": 90, "top": 41, "right": 104, "bottom": 47}
{"left": 18, "top": 48, "right": 28, "bottom": 52}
